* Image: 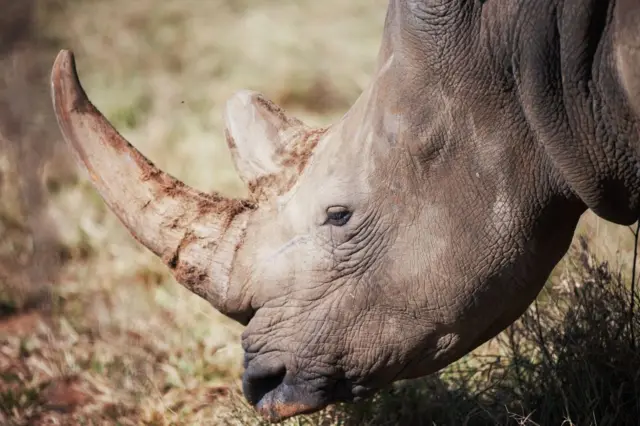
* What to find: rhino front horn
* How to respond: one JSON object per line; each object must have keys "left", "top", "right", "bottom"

{"left": 50, "top": 50, "right": 256, "bottom": 317}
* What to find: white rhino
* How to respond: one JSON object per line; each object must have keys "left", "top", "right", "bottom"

{"left": 50, "top": 0, "right": 640, "bottom": 421}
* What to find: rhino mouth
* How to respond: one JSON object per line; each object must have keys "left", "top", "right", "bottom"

{"left": 242, "top": 365, "right": 328, "bottom": 422}
{"left": 242, "top": 356, "right": 369, "bottom": 422}
{"left": 253, "top": 383, "right": 326, "bottom": 422}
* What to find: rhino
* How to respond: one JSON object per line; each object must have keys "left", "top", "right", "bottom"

{"left": 50, "top": 0, "right": 640, "bottom": 422}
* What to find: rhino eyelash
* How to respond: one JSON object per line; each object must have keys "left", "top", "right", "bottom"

{"left": 324, "top": 207, "right": 353, "bottom": 227}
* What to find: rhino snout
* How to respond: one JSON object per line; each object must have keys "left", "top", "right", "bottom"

{"left": 242, "top": 359, "right": 332, "bottom": 422}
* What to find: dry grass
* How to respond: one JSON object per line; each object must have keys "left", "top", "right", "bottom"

{"left": 1, "top": 0, "right": 639, "bottom": 425}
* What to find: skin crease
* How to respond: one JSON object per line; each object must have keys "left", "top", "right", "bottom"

{"left": 221, "top": 0, "right": 640, "bottom": 420}
{"left": 51, "top": 0, "right": 640, "bottom": 423}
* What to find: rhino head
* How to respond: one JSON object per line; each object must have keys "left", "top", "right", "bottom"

{"left": 51, "top": 0, "right": 640, "bottom": 421}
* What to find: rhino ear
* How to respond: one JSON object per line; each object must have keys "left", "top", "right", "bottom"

{"left": 224, "top": 91, "right": 305, "bottom": 186}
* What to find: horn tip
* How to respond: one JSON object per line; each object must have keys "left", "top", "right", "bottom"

{"left": 52, "top": 49, "right": 76, "bottom": 83}
{"left": 51, "top": 49, "right": 93, "bottom": 117}
{"left": 56, "top": 49, "right": 74, "bottom": 62}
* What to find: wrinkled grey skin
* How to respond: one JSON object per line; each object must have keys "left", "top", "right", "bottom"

{"left": 232, "top": 0, "right": 640, "bottom": 419}
{"left": 51, "top": 0, "right": 640, "bottom": 422}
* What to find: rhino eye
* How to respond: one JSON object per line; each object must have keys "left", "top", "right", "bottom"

{"left": 325, "top": 206, "right": 352, "bottom": 227}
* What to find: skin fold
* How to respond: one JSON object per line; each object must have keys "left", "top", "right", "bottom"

{"left": 50, "top": 0, "right": 640, "bottom": 422}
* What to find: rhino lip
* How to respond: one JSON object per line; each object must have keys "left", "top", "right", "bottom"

{"left": 251, "top": 378, "right": 368, "bottom": 421}
{"left": 255, "top": 384, "right": 323, "bottom": 422}
{"left": 242, "top": 361, "right": 330, "bottom": 421}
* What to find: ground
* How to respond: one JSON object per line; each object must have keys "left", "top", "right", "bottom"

{"left": 0, "top": 1, "right": 639, "bottom": 425}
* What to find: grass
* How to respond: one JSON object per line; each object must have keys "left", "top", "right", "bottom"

{"left": 1, "top": 0, "right": 640, "bottom": 424}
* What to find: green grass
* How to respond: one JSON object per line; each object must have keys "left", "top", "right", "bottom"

{"left": 1, "top": 0, "right": 640, "bottom": 425}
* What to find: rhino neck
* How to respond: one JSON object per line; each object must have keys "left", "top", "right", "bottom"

{"left": 514, "top": 1, "right": 640, "bottom": 226}
{"left": 344, "top": 0, "right": 640, "bottom": 227}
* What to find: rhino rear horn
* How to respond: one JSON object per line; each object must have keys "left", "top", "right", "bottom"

{"left": 224, "top": 91, "right": 327, "bottom": 201}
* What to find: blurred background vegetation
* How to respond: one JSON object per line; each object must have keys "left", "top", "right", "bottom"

{"left": 0, "top": 1, "right": 638, "bottom": 425}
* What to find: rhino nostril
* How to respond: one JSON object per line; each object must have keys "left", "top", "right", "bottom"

{"left": 242, "top": 362, "right": 287, "bottom": 406}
